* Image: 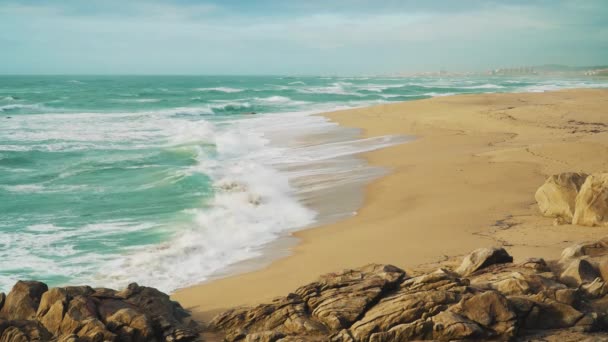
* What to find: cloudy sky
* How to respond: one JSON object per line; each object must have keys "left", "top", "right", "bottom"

{"left": 1, "top": 0, "right": 606, "bottom": 75}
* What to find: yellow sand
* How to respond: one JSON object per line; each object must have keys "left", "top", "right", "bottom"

{"left": 172, "top": 89, "right": 608, "bottom": 322}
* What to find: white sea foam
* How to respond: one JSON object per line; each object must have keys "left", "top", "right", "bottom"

{"left": 424, "top": 92, "right": 457, "bottom": 97}
{"left": 26, "top": 106, "right": 407, "bottom": 292}
{"left": 195, "top": 87, "right": 244, "bottom": 93}
{"left": 0, "top": 104, "right": 46, "bottom": 112}
{"left": 297, "top": 83, "right": 362, "bottom": 96}
{"left": 461, "top": 84, "right": 505, "bottom": 89}
{"left": 111, "top": 98, "right": 161, "bottom": 103}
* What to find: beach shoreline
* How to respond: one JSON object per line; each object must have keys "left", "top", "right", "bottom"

{"left": 172, "top": 88, "right": 608, "bottom": 323}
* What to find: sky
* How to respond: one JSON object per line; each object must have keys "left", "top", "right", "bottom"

{"left": 0, "top": 0, "right": 607, "bottom": 75}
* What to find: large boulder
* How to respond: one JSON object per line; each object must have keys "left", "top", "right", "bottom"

{"left": 573, "top": 173, "right": 608, "bottom": 226}
{"left": 535, "top": 172, "right": 588, "bottom": 223}
{"left": 455, "top": 247, "right": 513, "bottom": 276}
{"left": 0, "top": 281, "right": 48, "bottom": 321}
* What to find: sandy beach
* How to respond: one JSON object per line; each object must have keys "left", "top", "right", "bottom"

{"left": 172, "top": 88, "right": 608, "bottom": 322}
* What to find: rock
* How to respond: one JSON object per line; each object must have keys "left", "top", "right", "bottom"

{"left": 0, "top": 281, "right": 48, "bottom": 320}
{"left": 455, "top": 247, "right": 513, "bottom": 276}
{"left": 209, "top": 241, "right": 608, "bottom": 341}
{"left": 582, "top": 278, "right": 608, "bottom": 298}
{"left": 243, "top": 330, "right": 286, "bottom": 342}
{"left": 294, "top": 264, "right": 405, "bottom": 330}
{"left": 535, "top": 172, "right": 588, "bottom": 223}
{"left": 599, "top": 257, "right": 608, "bottom": 282}
{"left": 560, "top": 259, "right": 599, "bottom": 287}
{"left": 105, "top": 308, "right": 155, "bottom": 341}
{"left": 212, "top": 264, "right": 404, "bottom": 340}
{"left": 560, "top": 239, "right": 608, "bottom": 265}
{"left": 0, "top": 281, "right": 199, "bottom": 341}
{"left": 0, "top": 320, "right": 53, "bottom": 342}
{"left": 431, "top": 311, "right": 485, "bottom": 340}
{"left": 509, "top": 295, "right": 585, "bottom": 330}
{"left": 117, "top": 283, "right": 199, "bottom": 341}
{"left": 347, "top": 269, "right": 468, "bottom": 341}
{"left": 451, "top": 291, "right": 517, "bottom": 339}
{"left": 211, "top": 293, "right": 328, "bottom": 339}
{"left": 573, "top": 173, "right": 608, "bottom": 226}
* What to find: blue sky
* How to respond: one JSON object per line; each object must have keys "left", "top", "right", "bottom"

{"left": 1, "top": 0, "right": 606, "bottom": 75}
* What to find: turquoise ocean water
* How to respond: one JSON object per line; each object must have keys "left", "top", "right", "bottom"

{"left": 1, "top": 75, "right": 607, "bottom": 292}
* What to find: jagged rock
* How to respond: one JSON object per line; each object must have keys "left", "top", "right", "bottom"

{"left": 582, "top": 278, "right": 608, "bottom": 298}
{"left": 560, "top": 259, "right": 599, "bottom": 287}
{"left": 535, "top": 172, "right": 588, "bottom": 223}
{"left": 59, "top": 296, "right": 116, "bottom": 340}
{"left": 510, "top": 295, "right": 585, "bottom": 330}
{"left": 212, "top": 293, "right": 328, "bottom": 339}
{"left": 294, "top": 264, "right": 405, "bottom": 330}
{"left": 431, "top": 311, "right": 485, "bottom": 340}
{"left": 243, "top": 330, "right": 286, "bottom": 342}
{"left": 212, "top": 264, "right": 404, "bottom": 340}
{"left": 347, "top": 269, "right": 468, "bottom": 341}
{"left": 451, "top": 291, "right": 517, "bottom": 338}
{"left": 0, "top": 281, "right": 48, "bottom": 320}
{"left": 0, "top": 281, "right": 198, "bottom": 342}
{"left": 210, "top": 240, "right": 608, "bottom": 341}
{"left": 455, "top": 247, "right": 513, "bottom": 276}
{"left": 118, "top": 283, "right": 198, "bottom": 341}
{"left": 0, "top": 320, "right": 53, "bottom": 342}
{"left": 560, "top": 239, "right": 608, "bottom": 269}
{"left": 573, "top": 173, "right": 608, "bottom": 226}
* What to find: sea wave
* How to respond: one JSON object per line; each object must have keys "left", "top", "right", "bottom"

{"left": 460, "top": 84, "right": 505, "bottom": 89}
{"left": 195, "top": 87, "right": 244, "bottom": 93}
{"left": 46, "top": 108, "right": 407, "bottom": 292}
{"left": 0, "top": 103, "right": 48, "bottom": 113}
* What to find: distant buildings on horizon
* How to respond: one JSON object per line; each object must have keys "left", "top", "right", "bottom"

{"left": 389, "top": 65, "right": 608, "bottom": 77}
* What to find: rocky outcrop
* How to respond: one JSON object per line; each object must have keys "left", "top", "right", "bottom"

{"left": 209, "top": 239, "right": 608, "bottom": 341}
{"left": 573, "top": 173, "right": 608, "bottom": 226}
{"left": 0, "top": 282, "right": 199, "bottom": 341}
{"left": 536, "top": 172, "right": 608, "bottom": 226}
{"left": 535, "top": 172, "right": 588, "bottom": 223}
{"left": 455, "top": 247, "right": 513, "bottom": 276}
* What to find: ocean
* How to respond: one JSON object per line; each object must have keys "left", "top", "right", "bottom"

{"left": 1, "top": 75, "right": 607, "bottom": 292}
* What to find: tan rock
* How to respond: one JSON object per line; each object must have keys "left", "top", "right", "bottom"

{"left": 0, "top": 281, "right": 48, "bottom": 320}
{"left": 455, "top": 247, "right": 513, "bottom": 276}
{"left": 348, "top": 269, "right": 467, "bottom": 341}
{"left": 431, "top": 311, "right": 485, "bottom": 341}
{"left": 560, "top": 259, "right": 599, "bottom": 287}
{"left": 106, "top": 308, "right": 154, "bottom": 341}
{"left": 581, "top": 278, "right": 608, "bottom": 298}
{"left": 36, "top": 288, "right": 68, "bottom": 335}
{"left": 535, "top": 172, "right": 588, "bottom": 223}
{"left": 452, "top": 291, "right": 517, "bottom": 338}
{"left": 294, "top": 264, "right": 404, "bottom": 330}
{"left": 573, "top": 173, "right": 608, "bottom": 226}
{"left": 0, "top": 320, "right": 52, "bottom": 342}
